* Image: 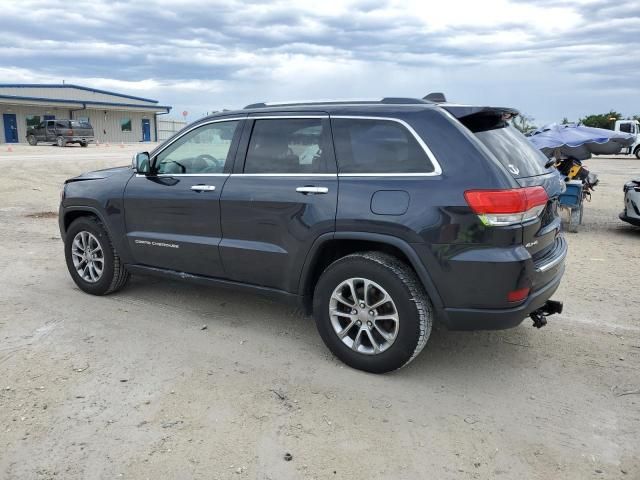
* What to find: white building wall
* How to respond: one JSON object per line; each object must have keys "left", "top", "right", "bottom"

{"left": 0, "top": 103, "right": 157, "bottom": 144}
{"left": 74, "top": 109, "right": 156, "bottom": 144}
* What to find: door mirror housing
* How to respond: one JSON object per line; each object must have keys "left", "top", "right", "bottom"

{"left": 133, "top": 152, "right": 151, "bottom": 174}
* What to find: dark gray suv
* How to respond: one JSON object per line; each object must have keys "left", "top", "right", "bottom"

{"left": 59, "top": 96, "right": 566, "bottom": 373}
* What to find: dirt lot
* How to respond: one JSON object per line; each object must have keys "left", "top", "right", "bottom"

{"left": 0, "top": 143, "right": 638, "bottom": 479}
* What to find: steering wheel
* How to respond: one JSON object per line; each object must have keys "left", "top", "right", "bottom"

{"left": 162, "top": 160, "right": 186, "bottom": 173}
{"left": 196, "top": 154, "right": 222, "bottom": 166}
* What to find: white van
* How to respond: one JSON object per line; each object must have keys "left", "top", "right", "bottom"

{"left": 614, "top": 120, "right": 640, "bottom": 158}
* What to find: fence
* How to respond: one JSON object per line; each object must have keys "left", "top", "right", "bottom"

{"left": 157, "top": 119, "right": 187, "bottom": 141}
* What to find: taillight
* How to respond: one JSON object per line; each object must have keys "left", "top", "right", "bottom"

{"left": 68, "top": 129, "right": 74, "bottom": 136}
{"left": 464, "top": 186, "right": 548, "bottom": 226}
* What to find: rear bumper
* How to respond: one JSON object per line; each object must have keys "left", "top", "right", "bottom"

{"left": 69, "top": 137, "right": 94, "bottom": 143}
{"left": 442, "top": 264, "right": 565, "bottom": 330}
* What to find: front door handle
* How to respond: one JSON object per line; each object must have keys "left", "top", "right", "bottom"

{"left": 296, "top": 186, "right": 329, "bottom": 195}
{"left": 191, "top": 185, "right": 216, "bottom": 192}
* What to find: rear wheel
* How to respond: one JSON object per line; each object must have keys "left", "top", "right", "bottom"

{"left": 56, "top": 136, "right": 66, "bottom": 147}
{"left": 634, "top": 146, "right": 640, "bottom": 159}
{"left": 313, "top": 252, "right": 432, "bottom": 373}
{"left": 27, "top": 135, "right": 37, "bottom": 146}
{"left": 64, "top": 216, "right": 129, "bottom": 295}
{"left": 80, "top": 141, "right": 88, "bottom": 147}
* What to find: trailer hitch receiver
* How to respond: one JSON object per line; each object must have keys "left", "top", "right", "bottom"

{"left": 530, "top": 300, "right": 563, "bottom": 328}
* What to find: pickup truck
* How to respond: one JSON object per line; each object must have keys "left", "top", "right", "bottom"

{"left": 27, "top": 119, "right": 94, "bottom": 147}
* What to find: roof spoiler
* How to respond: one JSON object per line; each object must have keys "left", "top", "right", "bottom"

{"left": 443, "top": 105, "right": 520, "bottom": 119}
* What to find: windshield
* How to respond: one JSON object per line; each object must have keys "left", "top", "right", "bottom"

{"left": 474, "top": 125, "right": 551, "bottom": 178}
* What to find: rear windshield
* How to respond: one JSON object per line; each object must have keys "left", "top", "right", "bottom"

{"left": 474, "top": 125, "right": 551, "bottom": 178}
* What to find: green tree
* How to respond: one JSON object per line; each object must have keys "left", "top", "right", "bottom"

{"left": 512, "top": 114, "right": 537, "bottom": 134}
{"left": 561, "top": 117, "right": 570, "bottom": 125}
{"left": 579, "top": 111, "right": 621, "bottom": 130}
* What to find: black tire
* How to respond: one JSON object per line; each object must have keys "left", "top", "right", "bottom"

{"left": 27, "top": 135, "right": 37, "bottom": 146}
{"left": 635, "top": 146, "right": 640, "bottom": 160}
{"left": 313, "top": 251, "right": 432, "bottom": 373}
{"left": 80, "top": 142, "right": 88, "bottom": 148}
{"left": 56, "top": 136, "right": 66, "bottom": 147}
{"left": 64, "top": 216, "right": 129, "bottom": 295}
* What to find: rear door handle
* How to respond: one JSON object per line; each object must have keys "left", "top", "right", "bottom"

{"left": 191, "top": 185, "right": 216, "bottom": 192}
{"left": 296, "top": 186, "right": 329, "bottom": 195}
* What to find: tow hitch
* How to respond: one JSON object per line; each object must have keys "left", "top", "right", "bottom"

{"left": 530, "top": 300, "right": 563, "bottom": 328}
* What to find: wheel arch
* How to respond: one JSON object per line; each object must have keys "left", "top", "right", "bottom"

{"left": 298, "top": 232, "right": 445, "bottom": 315}
{"left": 61, "top": 207, "right": 108, "bottom": 238}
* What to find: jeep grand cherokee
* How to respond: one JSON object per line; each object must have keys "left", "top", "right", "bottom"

{"left": 59, "top": 95, "right": 566, "bottom": 373}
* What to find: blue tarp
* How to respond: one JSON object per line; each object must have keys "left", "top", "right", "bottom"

{"left": 528, "top": 123, "right": 635, "bottom": 160}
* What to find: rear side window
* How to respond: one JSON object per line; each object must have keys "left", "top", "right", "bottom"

{"left": 56, "top": 121, "right": 70, "bottom": 128}
{"left": 472, "top": 124, "right": 550, "bottom": 178}
{"left": 332, "top": 118, "right": 434, "bottom": 174}
{"left": 244, "top": 118, "right": 332, "bottom": 174}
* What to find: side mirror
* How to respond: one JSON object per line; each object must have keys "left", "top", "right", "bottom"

{"left": 132, "top": 152, "right": 151, "bottom": 174}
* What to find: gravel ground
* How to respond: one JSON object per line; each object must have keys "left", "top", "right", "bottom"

{"left": 0, "top": 143, "right": 638, "bottom": 479}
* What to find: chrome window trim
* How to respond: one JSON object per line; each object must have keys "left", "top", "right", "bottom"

{"left": 135, "top": 173, "right": 230, "bottom": 178}
{"left": 248, "top": 115, "right": 328, "bottom": 119}
{"left": 139, "top": 114, "right": 442, "bottom": 178}
{"left": 230, "top": 173, "right": 336, "bottom": 177}
{"left": 330, "top": 115, "right": 442, "bottom": 176}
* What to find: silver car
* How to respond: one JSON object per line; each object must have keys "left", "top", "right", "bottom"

{"left": 620, "top": 178, "right": 640, "bottom": 226}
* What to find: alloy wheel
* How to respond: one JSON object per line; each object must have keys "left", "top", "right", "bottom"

{"left": 329, "top": 277, "right": 399, "bottom": 355}
{"left": 71, "top": 231, "right": 104, "bottom": 283}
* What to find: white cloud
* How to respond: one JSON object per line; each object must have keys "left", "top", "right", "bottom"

{"left": 0, "top": 0, "right": 638, "bottom": 124}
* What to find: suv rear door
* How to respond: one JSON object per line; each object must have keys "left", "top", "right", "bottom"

{"left": 123, "top": 118, "right": 243, "bottom": 277}
{"left": 219, "top": 114, "right": 338, "bottom": 293}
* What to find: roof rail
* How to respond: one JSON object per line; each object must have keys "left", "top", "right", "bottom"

{"left": 243, "top": 97, "right": 431, "bottom": 109}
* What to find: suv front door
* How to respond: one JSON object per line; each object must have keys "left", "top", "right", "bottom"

{"left": 123, "top": 118, "right": 244, "bottom": 277}
{"left": 219, "top": 115, "right": 338, "bottom": 293}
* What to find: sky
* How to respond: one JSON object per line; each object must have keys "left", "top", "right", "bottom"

{"left": 1, "top": 0, "right": 639, "bottom": 125}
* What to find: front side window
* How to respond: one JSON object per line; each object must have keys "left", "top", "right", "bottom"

{"left": 121, "top": 118, "right": 132, "bottom": 132}
{"left": 155, "top": 121, "right": 239, "bottom": 175}
{"left": 332, "top": 118, "right": 434, "bottom": 174}
{"left": 244, "top": 118, "right": 331, "bottom": 174}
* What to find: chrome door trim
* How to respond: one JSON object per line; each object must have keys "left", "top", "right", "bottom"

{"left": 296, "top": 186, "right": 329, "bottom": 194}
{"left": 191, "top": 185, "right": 217, "bottom": 192}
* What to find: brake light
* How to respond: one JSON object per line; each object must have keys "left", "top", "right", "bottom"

{"left": 464, "top": 186, "right": 548, "bottom": 226}
{"left": 68, "top": 129, "right": 74, "bottom": 136}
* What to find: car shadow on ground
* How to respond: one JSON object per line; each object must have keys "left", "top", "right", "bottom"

{"left": 122, "top": 275, "right": 542, "bottom": 381}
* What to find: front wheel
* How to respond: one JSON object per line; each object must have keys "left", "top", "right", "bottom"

{"left": 56, "top": 136, "right": 66, "bottom": 147}
{"left": 635, "top": 146, "right": 640, "bottom": 160}
{"left": 64, "top": 216, "right": 129, "bottom": 295}
{"left": 27, "top": 135, "right": 37, "bottom": 146}
{"left": 313, "top": 252, "right": 432, "bottom": 373}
